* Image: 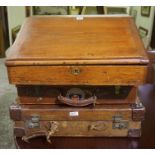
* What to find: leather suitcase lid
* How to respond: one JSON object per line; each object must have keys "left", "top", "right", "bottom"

{"left": 6, "top": 16, "right": 149, "bottom": 66}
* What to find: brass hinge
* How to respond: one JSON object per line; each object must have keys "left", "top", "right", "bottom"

{"left": 112, "top": 115, "right": 128, "bottom": 129}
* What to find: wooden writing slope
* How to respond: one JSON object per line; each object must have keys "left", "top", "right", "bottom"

{"left": 6, "top": 16, "right": 148, "bottom": 86}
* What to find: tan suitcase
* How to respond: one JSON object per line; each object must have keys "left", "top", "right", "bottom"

{"left": 10, "top": 103, "right": 145, "bottom": 143}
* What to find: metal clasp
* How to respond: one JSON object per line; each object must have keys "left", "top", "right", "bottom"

{"left": 112, "top": 115, "right": 128, "bottom": 129}
{"left": 27, "top": 115, "right": 40, "bottom": 128}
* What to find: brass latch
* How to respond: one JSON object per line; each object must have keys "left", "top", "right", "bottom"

{"left": 27, "top": 115, "right": 40, "bottom": 128}
{"left": 112, "top": 115, "right": 128, "bottom": 129}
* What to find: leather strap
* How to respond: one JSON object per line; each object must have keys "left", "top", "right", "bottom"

{"left": 22, "top": 121, "right": 59, "bottom": 143}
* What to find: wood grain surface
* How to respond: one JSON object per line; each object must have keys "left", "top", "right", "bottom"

{"left": 6, "top": 16, "right": 149, "bottom": 86}
{"left": 7, "top": 65, "right": 148, "bottom": 85}
{"left": 6, "top": 16, "right": 148, "bottom": 65}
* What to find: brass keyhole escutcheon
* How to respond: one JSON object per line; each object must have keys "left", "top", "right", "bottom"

{"left": 70, "top": 67, "right": 81, "bottom": 75}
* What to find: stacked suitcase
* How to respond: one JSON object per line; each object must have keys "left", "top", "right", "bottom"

{"left": 6, "top": 16, "right": 149, "bottom": 143}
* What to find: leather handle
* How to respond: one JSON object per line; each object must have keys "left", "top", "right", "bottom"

{"left": 88, "top": 122, "right": 106, "bottom": 131}
{"left": 57, "top": 95, "right": 97, "bottom": 107}
{"left": 22, "top": 121, "right": 59, "bottom": 143}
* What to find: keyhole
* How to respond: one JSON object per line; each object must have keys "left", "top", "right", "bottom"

{"left": 70, "top": 68, "right": 81, "bottom": 75}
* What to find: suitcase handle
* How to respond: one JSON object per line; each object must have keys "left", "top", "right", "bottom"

{"left": 57, "top": 94, "right": 97, "bottom": 107}
{"left": 22, "top": 121, "right": 59, "bottom": 143}
{"left": 88, "top": 122, "right": 107, "bottom": 131}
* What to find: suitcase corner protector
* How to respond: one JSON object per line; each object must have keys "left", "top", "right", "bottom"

{"left": 128, "top": 129, "right": 141, "bottom": 138}
{"left": 14, "top": 127, "right": 25, "bottom": 137}
{"left": 10, "top": 103, "right": 22, "bottom": 121}
{"left": 132, "top": 103, "right": 145, "bottom": 121}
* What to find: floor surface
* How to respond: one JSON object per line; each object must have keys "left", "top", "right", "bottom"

{"left": 0, "top": 58, "right": 16, "bottom": 148}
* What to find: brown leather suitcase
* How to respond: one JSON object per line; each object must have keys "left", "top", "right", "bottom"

{"left": 10, "top": 103, "right": 145, "bottom": 143}
{"left": 16, "top": 85, "right": 137, "bottom": 105}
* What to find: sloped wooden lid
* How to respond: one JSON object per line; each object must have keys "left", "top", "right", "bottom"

{"left": 6, "top": 16, "right": 149, "bottom": 66}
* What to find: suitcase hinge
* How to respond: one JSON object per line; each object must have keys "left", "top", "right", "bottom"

{"left": 112, "top": 115, "right": 128, "bottom": 129}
